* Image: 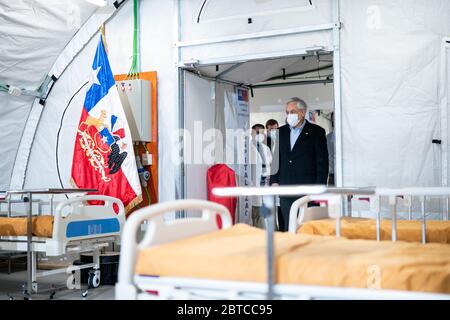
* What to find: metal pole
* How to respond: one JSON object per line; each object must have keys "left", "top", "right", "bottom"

{"left": 376, "top": 196, "right": 381, "bottom": 241}
{"left": 174, "top": 0, "right": 187, "bottom": 219}
{"left": 390, "top": 196, "right": 397, "bottom": 242}
{"left": 250, "top": 79, "right": 334, "bottom": 89}
{"left": 26, "top": 192, "right": 33, "bottom": 295}
{"left": 332, "top": 0, "right": 343, "bottom": 189}
{"left": 336, "top": 195, "right": 342, "bottom": 238}
{"left": 265, "top": 195, "right": 276, "bottom": 300}
{"left": 446, "top": 197, "right": 449, "bottom": 221}
{"left": 7, "top": 197, "right": 11, "bottom": 218}
{"left": 408, "top": 196, "right": 412, "bottom": 220}
{"left": 50, "top": 194, "right": 54, "bottom": 216}
{"left": 421, "top": 196, "right": 426, "bottom": 244}
{"left": 347, "top": 195, "right": 352, "bottom": 217}
{"left": 31, "top": 251, "right": 37, "bottom": 293}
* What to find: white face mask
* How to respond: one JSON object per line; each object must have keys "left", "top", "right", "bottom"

{"left": 268, "top": 130, "right": 276, "bottom": 139}
{"left": 255, "top": 133, "right": 265, "bottom": 143}
{"left": 287, "top": 113, "right": 300, "bottom": 127}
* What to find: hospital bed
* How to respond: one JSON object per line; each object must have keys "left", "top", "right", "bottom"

{"left": 0, "top": 189, "right": 125, "bottom": 297}
{"left": 116, "top": 188, "right": 450, "bottom": 300}
{"left": 290, "top": 187, "right": 450, "bottom": 244}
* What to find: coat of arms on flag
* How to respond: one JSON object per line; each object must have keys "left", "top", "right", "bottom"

{"left": 71, "top": 37, "right": 142, "bottom": 212}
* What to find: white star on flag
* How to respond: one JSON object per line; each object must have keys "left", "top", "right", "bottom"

{"left": 88, "top": 66, "right": 101, "bottom": 88}
{"left": 101, "top": 136, "right": 108, "bottom": 143}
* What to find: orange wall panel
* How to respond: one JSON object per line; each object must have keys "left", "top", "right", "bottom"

{"left": 114, "top": 72, "right": 158, "bottom": 212}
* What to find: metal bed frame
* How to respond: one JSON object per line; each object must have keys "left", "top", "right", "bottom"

{"left": 0, "top": 198, "right": 44, "bottom": 272}
{"left": 0, "top": 251, "right": 27, "bottom": 274}
{"left": 0, "top": 198, "right": 42, "bottom": 217}
{"left": 288, "top": 187, "right": 450, "bottom": 243}
{"left": 116, "top": 186, "right": 450, "bottom": 300}
{"left": 0, "top": 189, "right": 124, "bottom": 298}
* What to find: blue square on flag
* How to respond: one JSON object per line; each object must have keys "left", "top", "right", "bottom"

{"left": 100, "top": 128, "right": 114, "bottom": 146}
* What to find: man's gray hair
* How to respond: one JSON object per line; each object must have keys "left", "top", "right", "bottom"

{"left": 286, "top": 97, "right": 307, "bottom": 110}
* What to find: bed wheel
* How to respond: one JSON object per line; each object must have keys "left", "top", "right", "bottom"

{"left": 81, "top": 290, "right": 88, "bottom": 298}
{"left": 88, "top": 269, "right": 100, "bottom": 288}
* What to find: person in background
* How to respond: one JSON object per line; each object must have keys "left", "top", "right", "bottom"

{"left": 265, "top": 119, "right": 279, "bottom": 151}
{"left": 326, "top": 112, "right": 335, "bottom": 186}
{"left": 265, "top": 119, "right": 280, "bottom": 229}
{"left": 270, "top": 97, "right": 328, "bottom": 232}
{"left": 250, "top": 123, "right": 272, "bottom": 229}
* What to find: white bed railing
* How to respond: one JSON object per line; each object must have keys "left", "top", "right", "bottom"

{"left": 116, "top": 199, "right": 231, "bottom": 300}
{"left": 0, "top": 191, "right": 125, "bottom": 297}
{"left": 289, "top": 187, "right": 450, "bottom": 243}
{"left": 213, "top": 186, "right": 375, "bottom": 300}
{"left": 116, "top": 190, "right": 450, "bottom": 300}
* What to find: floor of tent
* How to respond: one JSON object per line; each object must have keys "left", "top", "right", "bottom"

{"left": 0, "top": 267, "right": 115, "bottom": 300}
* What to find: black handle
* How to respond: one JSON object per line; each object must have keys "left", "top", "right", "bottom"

{"left": 432, "top": 139, "right": 442, "bottom": 145}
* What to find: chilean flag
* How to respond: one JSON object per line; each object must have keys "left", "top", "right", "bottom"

{"left": 71, "top": 37, "right": 142, "bottom": 213}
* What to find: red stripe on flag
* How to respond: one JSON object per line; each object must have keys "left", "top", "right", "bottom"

{"left": 112, "top": 128, "right": 125, "bottom": 139}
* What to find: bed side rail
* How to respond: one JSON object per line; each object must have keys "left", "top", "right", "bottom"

{"left": 289, "top": 188, "right": 450, "bottom": 243}
{"left": 116, "top": 199, "right": 231, "bottom": 300}
{"left": 288, "top": 195, "right": 341, "bottom": 233}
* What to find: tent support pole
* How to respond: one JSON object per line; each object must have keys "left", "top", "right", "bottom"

{"left": 251, "top": 79, "right": 333, "bottom": 89}
{"left": 332, "top": 0, "right": 344, "bottom": 217}
{"left": 440, "top": 38, "right": 450, "bottom": 188}
{"left": 175, "top": 0, "right": 186, "bottom": 207}
{"left": 215, "top": 62, "right": 245, "bottom": 81}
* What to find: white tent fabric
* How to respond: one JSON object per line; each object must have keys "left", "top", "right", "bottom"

{"left": 340, "top": 0, "right": 450, "bottom": 188}
{"left": 0, "top": 0, "right": 97, "bottom": 88}
{"left": 180, "top": 0, "right": 333, "bottom": 41}
{"left": 178, "top": 0, "right": 334, "bottom": 65}
{"left": 10, "top": 5, "right": 119, "bottom": 191}
{"left": 0, "top": 0, "right": 97, "bottom": 190}
{"left": 0, "top": 93, "right": 34, "bottom": 190}
{"left": 23, "top": 34, "right": 106, "bottom": 192}
{"left": 186, "top": 54, "right": 333, "bottom": 85}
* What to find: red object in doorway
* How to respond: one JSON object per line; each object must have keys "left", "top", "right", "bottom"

{"left": 207, "top": 164, "right": 237, "bottom": 228}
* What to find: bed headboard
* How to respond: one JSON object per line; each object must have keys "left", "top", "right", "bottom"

{"left": 288, "top": 195, "right": 342, "bottom": 233}
{"left": 117, "top": 199, "right": 231, "bottom": 294}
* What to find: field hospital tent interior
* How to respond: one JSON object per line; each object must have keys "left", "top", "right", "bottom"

{"left": 0, "top": 0, "right": 450, "bottom": 300}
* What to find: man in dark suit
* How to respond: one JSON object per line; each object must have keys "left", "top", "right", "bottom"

{"left": 270, "top": 97, "right": 328, "bottom": 231}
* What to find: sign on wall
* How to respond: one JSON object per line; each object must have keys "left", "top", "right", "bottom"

{"left": 236, "top": 87, "right": 252, "bottom": 224}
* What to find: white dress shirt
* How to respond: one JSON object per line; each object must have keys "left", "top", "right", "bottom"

{"left": 290, "top": 119, "right": 307, "bottom": 150}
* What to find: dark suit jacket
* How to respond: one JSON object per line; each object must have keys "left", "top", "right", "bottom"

{"left": 270, "top": 121, "right": 328, "bottom": 185}
{"left": 266, "top": 136, "right": 273, "bottom": 151}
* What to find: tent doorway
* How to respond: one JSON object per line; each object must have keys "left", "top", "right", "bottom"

{"left": 180, "top": 52, "right": 336, "bottom": 212}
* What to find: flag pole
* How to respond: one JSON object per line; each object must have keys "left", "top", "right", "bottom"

{"left": 100, "top": 23, "right": 109, "bottom": 55}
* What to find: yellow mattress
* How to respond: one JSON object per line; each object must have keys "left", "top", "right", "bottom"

{"left": 136, "top": 224, "right": 450, "bottom": 294}
{"left": 298, "top": 218, "right": 450, "bottom": 243}
{"left": 0, "top": 216, "right": 54, "bottom": 238}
